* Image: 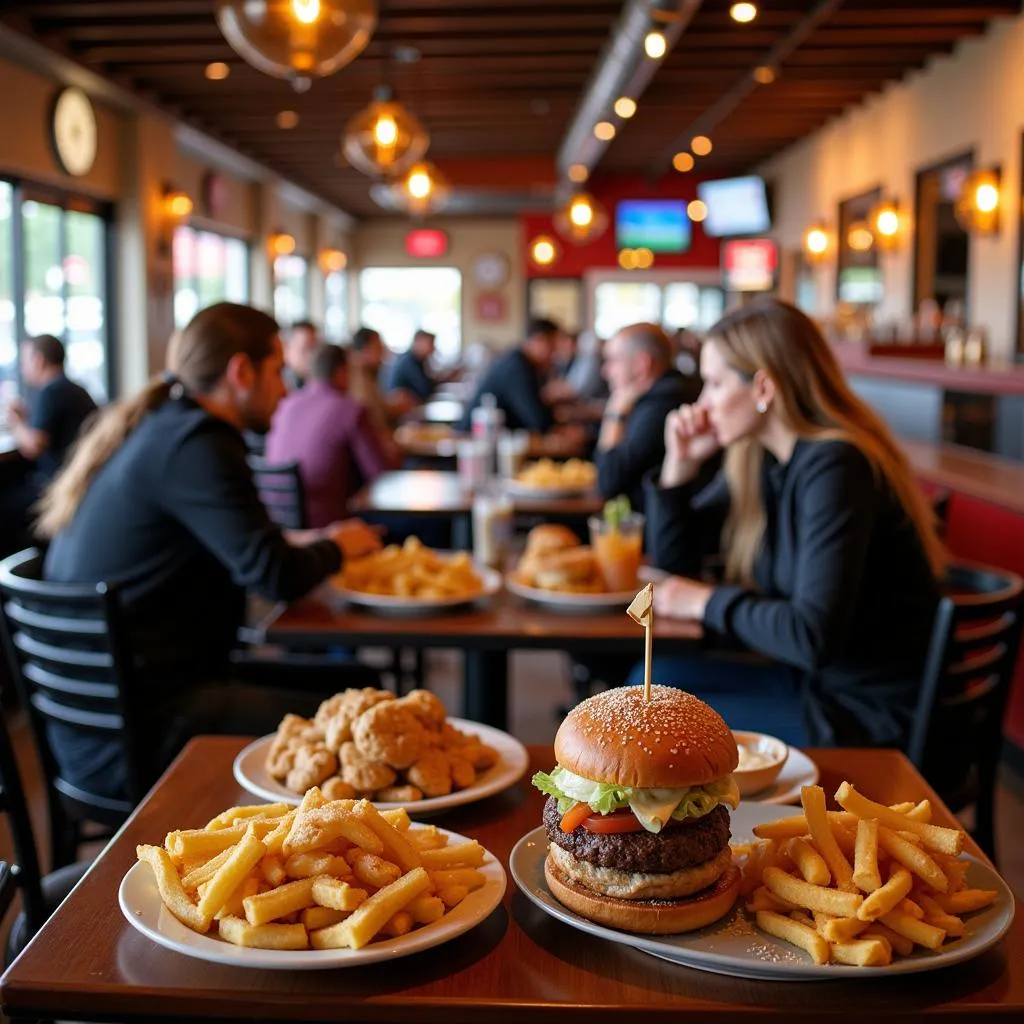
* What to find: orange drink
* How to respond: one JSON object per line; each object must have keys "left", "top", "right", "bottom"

{"left": 589, "top": 513, "right": 644, "bottom": 592}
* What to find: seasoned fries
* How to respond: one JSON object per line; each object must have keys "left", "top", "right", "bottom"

{"left": 335, "top": 536, "right": 484, "bottom": 601}
{"left": 734, "top": 782, "right": 1003, "bottom": 968}
{"left": 135, "top": 794, "right": 493, "bottom": 953}
{"left": 515, "top": 458, "right": 596, "bottom": 490}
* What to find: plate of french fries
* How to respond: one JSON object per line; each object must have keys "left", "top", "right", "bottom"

{"left": 120, "top": 791, "right": 506, "bottom": 968}
{"left": 331, "top": 538, "right": 501, "bottom": 613}
{"left": 510, "top": 785, "right": 1013, "bottom": 980}
{"left": 503, "top": 458, "right": 597, "bottom": 497}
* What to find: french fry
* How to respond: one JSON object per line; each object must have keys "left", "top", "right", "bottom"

{"left": 380, "top": 910, "right": 414, "bottom": 937}
{"left": 900, "top": 898, "right": 924, "bottom": 920}
{"left": 137, "top": 845, "right": 211, "bottom": 933}
{"left": 380, "top": 808, "right": 412, "bottom": 831}
{"left": 407, "top": 826, "right": 449, "bottom": 851}
{"left": 857, "top": 867, "right": 913, "bottom": 922}
{"left": 408, "top": 894, "right": 445, "bottom": 925}
{"left": 862, "top": 922, "right": 914, "bottom": 957}
{"left": 428, "top": 867, "right": 486, "bottom": 891}
{"left": 751, "top": 810, "right": 857, "bottom": 841}
{"left": 243, "top": 876, "right": 317, "bottom": 927}
{"left": 310, "top": 876, "right": 368, "bottom": 912}
{"left": 353, "top": 800, "right": 422, "bottom": 873}
{"left": 830, "top": 938, "right": 891, "bottom": 966}
{"left": 218, "top": 915, "right": 308, "bottom": 950}
{"left": 349, "top": 851, "right": 403, "bottom": 890}
{"left": 905, "top": 800, "right": 932, "bottom": 823}
{"left": 917, "top": 893, "right": 966, "bottom": 938}
{"left": 437, "top": 883, "right": 470, "bottom": 909}
{"left": 419, "top": 841, "right": 486, "bottom": 870}
{"left": 888, "top": 801, "right": 916, "bottom": 814}
{"left": 877, "top": 826, "right": 948, "bottom": 893}
{"left": 261, "top": 856, "right": 288, "bottom": 887}
{"left": 931, "top": 889, "right": 999, "bottom": 915}
{"left": 181, "top": 847, "right": 234, "bottom": 891}
{"left": 262, "top": 813, "right": 296, "bottom": 856}
{"left": 762, "top": 867, "right": 863, "bottom": 918}
{"left": 786, "top": 838, "right": 830, "bottom": 886}
{"left": 853, "top": 819, "right": 882, "bottom": 893}
{"left": 196, "top": 827, "right": 267, "bottom": 921}
{"left": 300, "top": 906, "right": 349, "bottom": 930}
{"left": 284, "top": 851, "right": 350, "bottom": 879}
{"left": 801, "top": 786, "right": 857, "bottom": 893}
{"left": 206, "top": 803, "right": 290, "bottom": 830}
{"left": 834, "top": 783, "right": 962, "bottom": 856}
{"left": 755, "top": 910, "right": 830, "bottom": 965}
{"left": 165, "top": 824, "right": 247, "bottom": 862}
{"left": 746, "top": 886, "right": 796, "bottom": 914}
{"left": 311, "top": 866, "right": 431, "bottom": 950}
{"left": 813, "top": 911, "right": 870, "bottom": 943}
{"left": 283, "top": 806, "right": 383, "bottom": 858}
{"left": 216, "top": 875, "right": 260, "bottom": 921}
{"left": 880, "top": 908, "right": 946, "bottom": 950}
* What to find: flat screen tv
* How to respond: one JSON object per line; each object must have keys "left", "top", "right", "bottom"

{"left": 615, "top": 199, "right": 692, "bottom": 253}
{"left": 696, "top": 175, "right": 772, "bottom": 237}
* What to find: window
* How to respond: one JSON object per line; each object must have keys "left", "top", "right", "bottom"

{"left": 16, "top": 187, "right": 112, "bottom": 402}
{"left": 0, "top": 182, "right": 14, "bottom": 402}
{"left": 593, "top": 280, "right": 723, "bottom": 340}
{"left": 324, "top": 270, "right": 348, "bottom": 342}
{"left": 527, "top": 278, "right": 583, "bottom": 333}
{"left": 359, "top": 267, "right": 461, "bottom": 363}
{"left": 273, "top": 255, "right": 310, "bottom": 327}
{"left": 173, "top": 226, "right": 249, "bottom": 329}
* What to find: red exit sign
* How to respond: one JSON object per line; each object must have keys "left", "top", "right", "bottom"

{"left": 405, "top": 229, "right": 448, "bottom": 259}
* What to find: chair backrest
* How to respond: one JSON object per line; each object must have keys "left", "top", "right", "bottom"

{"left": 247, "top": 455, "right": 306, "bottom": 530}
{"left": 0, "top": 549, "right": 145, "bottom": 827}
{"left": 0, "top": 702, "right": 45, "bottom": 934}
{"left": 908, "top": 560, "right": 1024, "bottom": 800}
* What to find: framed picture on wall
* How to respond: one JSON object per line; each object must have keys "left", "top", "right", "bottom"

{"left": 526, "top": 277, "right": 583, "bottom": 333}
{"left": 836, "top": 186, "right": 882, "bottom": 306}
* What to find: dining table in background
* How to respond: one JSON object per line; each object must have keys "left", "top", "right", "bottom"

{"left": 395, "top": 426, "right": 587, "bottom": 465}
{"left": 250, "top": 587, "right": 703, "bottom": 728}
{"left": 2, "top": 738, "right": 1020, "bottom": 1024}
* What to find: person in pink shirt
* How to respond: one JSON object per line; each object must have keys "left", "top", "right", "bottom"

{"left": 265, "top": 344, "right": 399, "bottom": 528}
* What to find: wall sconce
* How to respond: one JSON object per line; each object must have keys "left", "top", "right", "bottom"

{"left": 955, "top": 169, "right": 1001, "bottom": 235}
{"left": 319, "top": 247, "right": 347, "bottom": 274}
{"left": 870, "top": 198, "right": 906, "bottom": 253}
{"left": 159, "top": 186, "right": 193, "bottom": 257}
{"left": 528, "top": 234, "right": 560, "bottom": 268}
{"left": 269, "top": 230, "right": 297, "bottom": 258}
{"left": 802, "top": 222, "right": 832, "bottom": 264}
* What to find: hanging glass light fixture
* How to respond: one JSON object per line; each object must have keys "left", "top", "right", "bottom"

{"left": 215, "top": 0, "right": 377, "bottom": 88}
{"left": 553, "top": 191, "right": 608, "bottom": 246}
{"left": 342, "top": 86, "right": 430, "bottom": 178}
{"left": 385, "top": 161, "right": 450, "bottom": 217}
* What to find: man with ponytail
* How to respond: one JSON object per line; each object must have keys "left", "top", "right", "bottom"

{"left": 37, "top": 303, "right": 381, "bottom": 800}
{"left": 635, "top": 299, "right": 943, "bottom": 750}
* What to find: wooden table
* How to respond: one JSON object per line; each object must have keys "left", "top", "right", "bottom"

{"left": 3, "top": 739, "right": 1020, "bottom": 1023}
{"left": 395, "top": 427, "right": 585, "bottom": 463}
{"left": 252, "top": 588, "right": 702, "bottom": 728}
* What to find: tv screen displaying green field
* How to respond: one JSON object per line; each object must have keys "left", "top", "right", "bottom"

{"left": 615, "top": 200, "right": 692, "bottom": 253}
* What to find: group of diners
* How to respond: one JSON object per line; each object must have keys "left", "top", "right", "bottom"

{"left": 2, "top": 298, "right": 944, "bottom": 822}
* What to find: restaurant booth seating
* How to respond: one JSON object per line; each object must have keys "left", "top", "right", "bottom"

{"left": 246, "top": 455, "right": 307, "bottom": 530}
{"left": 0, "top": 548, "right": 147, "bottom": 871}
{"left": 910, "top": 560, "right": 1024, "bottom": 861}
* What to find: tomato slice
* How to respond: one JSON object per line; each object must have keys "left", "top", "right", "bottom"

{"left": 580, "top": 809, "right": 645, "bottom": 834}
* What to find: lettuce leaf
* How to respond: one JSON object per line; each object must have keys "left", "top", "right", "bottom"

{"left": 531, "top": 767, "right": 740, "bottom": 833}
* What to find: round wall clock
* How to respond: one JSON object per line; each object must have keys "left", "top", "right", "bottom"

{"left": 49, "top": 87, "right": 98, "bottom": 178}
{"left": 472, "top": 251, "right": 510, "bottom": 289}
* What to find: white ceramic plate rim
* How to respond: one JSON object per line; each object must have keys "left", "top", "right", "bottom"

{"left": 505, "top": 565, "right": 666, "bottom": 610}
{"left": 330, "top": 560, "right": 502, "bottom": 612}
{"left": 232, "top": 718, "right": 530, "bottom": 813}
{"left": 510, "top": 803, "right": 1015, "bottom": 981}
{"left": 119, "top": 825, "right": 506, "bottom": 970}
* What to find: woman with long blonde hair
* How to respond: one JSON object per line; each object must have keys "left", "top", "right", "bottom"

{"left": 636, "top": 298, "right": 943, "bottom": 748}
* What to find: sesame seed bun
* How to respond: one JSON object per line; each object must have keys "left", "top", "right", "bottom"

{"left": 553, "top": 685, "right": 739, "bottom": 789}
{"left": 523, "top": 523, "right": 580, "bottom": 558}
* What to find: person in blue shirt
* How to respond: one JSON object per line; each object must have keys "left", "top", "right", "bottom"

{"left": 387, "top": 329, "right": 437, "bottom": 402}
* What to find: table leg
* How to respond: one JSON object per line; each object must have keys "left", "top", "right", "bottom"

{"left": 462, "top": 650, "right": 508, "bottom": 729}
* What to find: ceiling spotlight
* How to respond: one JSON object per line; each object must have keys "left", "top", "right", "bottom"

{"left": 594, "top": 121, "right": 616, "bottom": 141}
{"left": 276, "top": 110, "right": 300, "bottom": 129}
{"left": 614, "top": 97, "right": 637, "bottom": 119}
{"left": 687, "top": 199, "right": 708, "bottom": 222}
{"left": 691, "top": 135, "right": 713, "bottom": 156}
{"left": 530, "top": 234, "right": 559, "bottom": 267}
{"left": 730, "top": 2, "right": 758, "bottom": 23}
{"left": 672, "top": 152, "right": 695, "bottom": 173}
{"left": 753, "top": 65, "right": 776, "bottom": 85}
{"left": 205, "top": 62, "right": 230, "bottom": 81}
{"left": 644, "top": 30, "right": 667, "bottom": 60}
{"left": 568, "top": 163, "right": 589, "bottom": 184}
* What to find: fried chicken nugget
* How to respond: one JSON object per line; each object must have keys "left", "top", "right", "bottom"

{"left": 460, "top": 742, "right": 498, "bottom": 772}
{"left": 376, "top": 784, "right": 425, "bottom": 803}
{"left": 399, "top": 689, "right": 447, "bottom": 730}
{"left": 352, "top": 702, "right": 426, "bottom": 770}
{"left": 323, "top": 688, "right": 395, "bottom": 753}
{"left": 340, "top": 742, "right": 398, "bottom": 793}
{"left": 406, "top": 749, "right": 452, "bottom": 798}
{"left": 448, "top": 752, "right": 476, "bottom": 791}
{"left": 285, "top": 744, "right": 338, "bottom": 794}
{"left": 321, "top": 776, "right": 357, "bottom": 801}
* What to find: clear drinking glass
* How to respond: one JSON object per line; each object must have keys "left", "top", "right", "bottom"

{"left": 457, "top": 437, "right": 490, "bottom": 491}
{"left": 497, "top": 429, "right": 529, "bottom": 478}
{"left": 472, "top": 486, "right": 513, "bottom": 570}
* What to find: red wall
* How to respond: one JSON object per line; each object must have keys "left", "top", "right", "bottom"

{"left": 521, "top": 175, "right": 722, "bottom": 278}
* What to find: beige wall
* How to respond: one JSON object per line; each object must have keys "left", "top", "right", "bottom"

{"left": 762, "top": 12, "right": 1024, "bottom": 360}
{"left": 175, "top": 153, "right": 254, "bottom": 239}
{"left": 353, "top": 218, "right": 526, "bottom": 351}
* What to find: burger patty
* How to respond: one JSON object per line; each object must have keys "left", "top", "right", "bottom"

{"left": 543, "top": 798, "right": 731, "bottom": 875}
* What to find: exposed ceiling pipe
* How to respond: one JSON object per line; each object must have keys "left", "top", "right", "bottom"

{"left": 556, "top": 0, "right": 703, "bottom": 188}
{"left": 650, "top": 0, "right": 846, "bottom": 178}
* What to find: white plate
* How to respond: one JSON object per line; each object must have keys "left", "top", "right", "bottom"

{"left": 502, "top": 477, "right": 596, "bottom": 498}
{"left": 743, "top": 746, "right": 819, "bottom": 805}
{"left": 505, "top": 565, "right": 665, "bottom": 612}
{"left": 233, "top": 718, "right": 530, "bottom": 814}
{"left": 331, "top": 562, "right": 502, "bottom": 615}
{"left": 510, "top": 803, "right": 1015, "bottom": 981}
{"left": 120, "top": 825, "right": 506, "bottom": 969}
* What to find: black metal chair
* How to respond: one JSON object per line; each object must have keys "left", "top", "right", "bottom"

{"left": 247, "top": 455, "right": 306, "bottom": 530}
{"left": 0, "top": 549, "right": 148, "bottom": 870}
{"left": 908, "top": 560, "right": 1024, "bottom": 861}
{"left": 0, "top": 701, "right": 89, "bottom": 965}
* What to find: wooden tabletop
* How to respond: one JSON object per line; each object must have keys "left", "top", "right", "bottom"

{"left": 3, "top": 738, "right": 1020, "bottom": 1023}
{"left": 254, "top": 585, "right": 702, "bottom": 651}
{"left": 349, "top": 470, "right": 605, "bottom": 518}
{"left": 902, "top": 440, "right": 1024, "bottom": 516}
{"left": 395, "top": 427, "right": 585, "bottom": 462}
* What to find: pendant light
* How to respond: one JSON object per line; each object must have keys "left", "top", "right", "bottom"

{"left": 342, "top": 85, "right": 430, "bottom": 178}
{"left": 554, "top": 191, "right": 608, "bottom": 245}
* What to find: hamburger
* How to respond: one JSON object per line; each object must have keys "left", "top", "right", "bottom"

{"left": 533, "top": 685, "right": 741, "bottom": 934}
{"left": 517, "top": 524, "right": 605, "bottom": 593}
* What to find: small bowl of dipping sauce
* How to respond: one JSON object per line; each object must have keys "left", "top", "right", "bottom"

{"left": 731, "top": 731, "right": 789, "bottom": 797}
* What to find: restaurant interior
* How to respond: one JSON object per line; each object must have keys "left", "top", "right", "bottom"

{"left": 1, "top": 0, "right": 1024, "bottom": 1019}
